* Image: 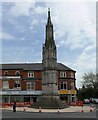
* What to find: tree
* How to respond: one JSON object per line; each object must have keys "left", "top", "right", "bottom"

{"left": 77, "top": 72, "right": 98, "bottom": 100}
{"left": 81, "top": 72, "right": 97, "bottom": 89}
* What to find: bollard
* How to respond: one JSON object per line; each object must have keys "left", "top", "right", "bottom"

{"left": 92, "top": 105, "right": 94, "bottom": 108}
{"left": 81, "top": 109, "right": 84, "bottom": 112}
{"left": 39, "top": 107, "right": 42, "bottom": 113}
{"left": 90, "top": 107, "right": 93, "bottom": 112}
{"left": 23, "top": 107, "right": 26, "bottom": 111}
{"left": 81, "top": 106, "right": 84, "bottom": 113}
{"left": 57, "top": 108, "right": 60, "bottom": 113}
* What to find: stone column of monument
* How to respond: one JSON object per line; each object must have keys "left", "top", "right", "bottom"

{"left": 31, "top": 9, "right": 67, "bottom": 108}
{"left": 42, "top": 8, "right": 59, "bottom": 98}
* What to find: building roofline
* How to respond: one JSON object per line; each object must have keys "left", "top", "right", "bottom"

{"left": 0, "top": 62, "right": 76, "bottom": 72}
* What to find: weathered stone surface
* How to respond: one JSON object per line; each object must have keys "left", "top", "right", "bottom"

{"left": 42, "top": 8, "right": 58, "bottom": 97}
{"left": 30, "top": 96, "right": 68, "bottom": 109}
{"left": 30, "top": 9, "right": 68, "bottom": 109}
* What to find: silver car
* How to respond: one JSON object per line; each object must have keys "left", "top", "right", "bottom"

{"left": 93, "top": 99, "right": 98, "bottom": 104}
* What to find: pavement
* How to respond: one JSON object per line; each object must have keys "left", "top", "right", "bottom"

{"left": 1, "top": 105, "right": 96, "bottom": 113}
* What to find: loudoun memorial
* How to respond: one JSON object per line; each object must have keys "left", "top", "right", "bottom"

{"left": 31, "top": 9, "right": 68, "bottom": 108}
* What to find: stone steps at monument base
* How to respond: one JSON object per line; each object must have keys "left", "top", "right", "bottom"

{"left": 30, "top": 97, "right": 69, "bottom": 109}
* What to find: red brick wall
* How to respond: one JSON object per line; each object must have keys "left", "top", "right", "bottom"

{"left": 35, "top": 80, "right": 42, "bottom": 90}
{"left": 58, "top": 71, "right": 60, "bottom": 78}
{"left": 0, "top": 80, "right": 2, "bottom": 88}
{"left": 9, "top": 79, "right": 14, "bottom": 89}
{"left": 67, "top": 79, "right": 70, "bottom": 89}
{"left": 58, "top": 70, "right": 75, "bottom": 78}
{"left": 74, "top": 80, "right": 76, "bottom": 88}
{"left": 58, "top": 79, "right": 60, "bottom": 90}
{"left": 21, "top": 80, "right": 27, "bottom": 90}
{"left": 66, "top": 71, "right": 70, "bottom": 78}
{"left": 21, "top": 71, "right": 28, "bottom": 78}
{"left": 0, "top": 70, "right": 2, "bottom": 76}
{"left": 1, "top": 69, "right": 76, "bottom": 91}
{"left": 34, "top": 71, "right": 42, "bottom": 78}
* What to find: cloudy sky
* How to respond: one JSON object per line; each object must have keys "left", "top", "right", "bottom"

{"left": 1, "top": 0, "right": 96, "bottom": 88}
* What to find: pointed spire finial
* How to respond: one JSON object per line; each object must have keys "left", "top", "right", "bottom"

{"left": 48, "top": 8, "right": 50, "bottom": 17}
{"left": 47, "top": 8, "right": 52, "bottom": 25}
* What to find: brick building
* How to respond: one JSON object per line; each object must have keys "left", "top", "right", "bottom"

{"left": 0, "top": 9, "right": 76, "bottom": 104}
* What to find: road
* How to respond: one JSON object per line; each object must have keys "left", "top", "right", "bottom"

{"left": 1, "top": 104, "right": 98, "bottom": 120}
{"left": 1, "top": 109, "right": 97, "bottom": 119}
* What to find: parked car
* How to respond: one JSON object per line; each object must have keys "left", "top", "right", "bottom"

{"left": 93, "top": 99, "right": 98, "bottom": 104}
{"left": 90, "top": 98, "right": 95, "bottom": 103}
{"left": 83, "top": 99, "right": 90, "bottom": 104}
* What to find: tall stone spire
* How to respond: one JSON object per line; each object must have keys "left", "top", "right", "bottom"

{"left": 31, "top": 8, "right": 67, "bottom": 109}
{"left": 42, "top": 8, "right": 58, "bottom": 97}
{"left": 43, "top": 8, "right": 57, "bottom": 69}
{"left": 46, "top": 8, "right": 54, "bottom": 42}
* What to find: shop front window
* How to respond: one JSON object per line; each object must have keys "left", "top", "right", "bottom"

{"left": 2, "top": 96, "right": 9, "bottom": 103}
{"left": 24, "top": 96, "right": 30, "bottom": 102}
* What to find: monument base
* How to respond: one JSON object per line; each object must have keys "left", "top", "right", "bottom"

{"left": 30, "top": 96, "right": 68, "bottom": 109}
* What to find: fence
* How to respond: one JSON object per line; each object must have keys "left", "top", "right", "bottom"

{"left": 1, "top": 102, "right": 32, "bottom": 107}
{"left": 70, "top": 101, "right": 83, "bottom": 106}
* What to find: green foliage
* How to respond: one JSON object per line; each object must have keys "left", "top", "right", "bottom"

{"left": 77, "top": 87, "right": 97, "bottom": 100}
{"left": 77, "top": 72, "right": 98, "bottom": 100}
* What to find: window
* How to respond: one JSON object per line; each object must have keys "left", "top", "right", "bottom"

{"left": 60, "top": 81, "right": 67, "bottom": 89}
{"left": 15, "top": 71, "right": 20, "bottom": 76}
{"left": 71, "top": 82, "right": 74, "bottom": 89}
{"left": 14, "top": 81, "right": 20, "bottom": 88}
{"left": 3, "top": 81, "right": 9, "bottom": 89}
{"left": 71, "top": 72, "right": 74, "bottom": 78}
{"left": 60, "top": 71, "right": 66, "bottom": 77}
{"left": 4, "top": 71, "right": 8, "bottom": 76}
{"left": 27, "top": 82, "right": 35, "bottom": 90}
{"left": 28, "top": 71, "right": 34, "bottom": 78}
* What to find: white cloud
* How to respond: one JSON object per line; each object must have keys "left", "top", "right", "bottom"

{"left": 74, "top": 52, "right": 96, "bottom": 70}
{"left": 8, "top": 2, "right": 46, "bottom": 18}
{"left": 0, "top": 32, "right": 16, "bottom": 40}
{"left": 9, "top": 2, "right": 35, "bottom": 17}
{"left": 84, "top": 43, "right": 96, "bottom": 53}
{"left": 31, "top": 19, "right": 39, "bottom": 25}
{"left": 30, "top": 19, "right": 39, "bottom": 30}
{"left": 73, "top": 45, "right": 96, "bottom": 88}
{"left": 45, "top": 2, "right": 96, "bottom": 50}
{"left": 33, "top": 6, "right": 46, "bottom": 15}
